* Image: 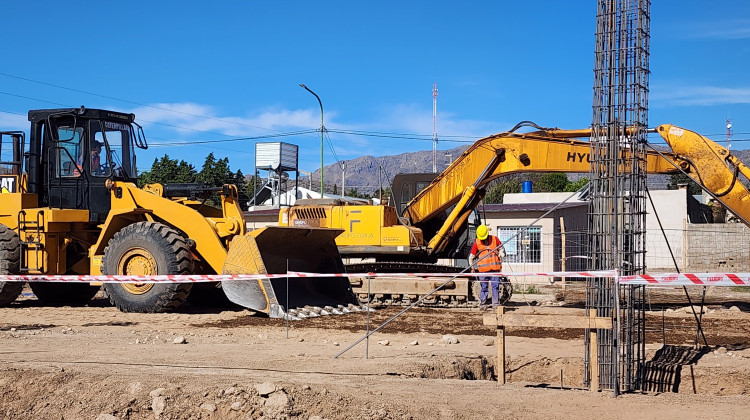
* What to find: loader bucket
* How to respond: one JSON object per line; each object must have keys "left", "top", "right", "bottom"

{"left": 221, "top": 226, "right": 359, "bottom": 318}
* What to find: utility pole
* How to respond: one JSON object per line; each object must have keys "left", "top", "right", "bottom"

{"left": 445, "top": 152, "right": 453, "bottom": 166}
{"left": 726, "top": 118, "right": 733, "bottom": 151}
{"left": 432, "top": 83, "right": 438, "bottom": 173}
{"left": 378, "top": 164, "right": 383, "bottom": 202}
{"left": 300, "top": 84, "right": 324, "bottom": 196}
{"left": 341, "top": 161, "right": 346, "bottom": 199}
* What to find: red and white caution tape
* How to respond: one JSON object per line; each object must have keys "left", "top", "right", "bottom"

{"left": 291, "top": 270, "right": 619, "bottom": 278}
{"left": 618, "top": 273, "right": 750, "bottom": 287}
{"left": 0, "top": 270, "right": 619, "bottom": 283}
{"left": 2, "top": 271, "right": 748, "bottom": 286}
{"left": 0, "top": 273, "right": 282, "bottom": 283}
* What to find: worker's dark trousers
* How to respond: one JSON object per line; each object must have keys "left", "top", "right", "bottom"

{"left": 478, "top": 275, "right": 500, "bottom": 305}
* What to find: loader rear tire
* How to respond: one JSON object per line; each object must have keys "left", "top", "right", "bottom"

{"left": 0, "top": 225, "right": 22, "bottom": 306}
{"left": 29, "top": 283, "right": 100, "bottom": 306}
{"left": 101, "top": 222, "right": 194, "bottom": 313}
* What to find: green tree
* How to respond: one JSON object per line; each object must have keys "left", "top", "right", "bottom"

{"left": 245, "top": 175, "right": 265, "bottom": 197}
{"left": 564, "top": 178, "right": 590, "bottom": 192}
{"left": 345, "top": 188, "right": 368, "bottom": 199}
{"left": 232, "top": 169, "right": 248, "bottom": 193}
{"left": 137, "top": 155, "right": 197, "bottom": 187}
{"left": 667, "top": 173, "right": 702, "bottom": 195}
{"left": 332, "top": 184, "right": 338, "bottom": 195}
{"left": 484, "top": 179, "right": 522, "bottom": 204}
{"left": 196, "top": 153, "right": 234, "bottom": 186}
{"left": 535, "top": 173, "right": 570, "bottom": 192}
{"left": 194, "top": 153, "right": 247, "bottom": 207}
{"left": 372, "top": 187, "right": 391, "bottom": 200}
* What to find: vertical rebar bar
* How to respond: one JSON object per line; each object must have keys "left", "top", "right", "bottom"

{"left": 588, "top": 0, "right": 650, "bottom": 392}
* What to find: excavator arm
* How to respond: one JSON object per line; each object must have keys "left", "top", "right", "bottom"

{"left": 405, "top": 126, "right": 689, "bottom": 255}
{"left": 656, "top": 124, "right": 750, "bottom": 226}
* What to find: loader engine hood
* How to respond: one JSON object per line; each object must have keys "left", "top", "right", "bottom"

{"left": 221, "top": 226, "right": 358, "bottom": 318}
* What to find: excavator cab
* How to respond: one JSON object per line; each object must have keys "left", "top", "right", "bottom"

{"left": 391, "top": 172, "right": 480, "bottom": 259}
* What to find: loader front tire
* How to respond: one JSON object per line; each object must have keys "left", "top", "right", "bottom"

{"left": 0, "top": 225, "right": 22, "bottom": 306}
{"left": 101, "top": 222, "right": 194, "bottom": 313}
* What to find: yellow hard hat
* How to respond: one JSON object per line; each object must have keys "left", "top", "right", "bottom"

{"left": 477, "top": 224, "right": 489, "bottom": 240}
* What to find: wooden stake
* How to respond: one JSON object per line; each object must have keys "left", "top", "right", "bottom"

{"left": 560, "top": 216, "right": 566, "bottom": 291}
{"left": 497, "top": 306, "right": 506, "bottom": 385}
{"left": 589, "top": 308, "right": 598, "bottom": 392}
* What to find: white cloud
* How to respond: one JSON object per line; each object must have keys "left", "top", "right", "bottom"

{"left": 315, "top": 103, "right": 511, "bottom": 160}
{"left": 0, "top": 112, "right": 28, "bottom": 130}
{"left": 129, "top": 101, "right": 507, "bottom": 140}
{"left": 680, "top": 19, "right": 750, "bottom": 40}
{"left": 652, "top": 85, "right": 750, "bottom": 106}
{"left": 346, "top": 103, "right": 508, "bottom": 139}
{"left": 130, "top": 103, "right": 331, "bottom": 138}
{"left": 125, "top": 101, "right": 510, "bottom": 162}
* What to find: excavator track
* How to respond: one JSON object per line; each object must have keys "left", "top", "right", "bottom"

{"left": 345, "top": 261, "right": 464, "bottom": 274}
{"left": 345, "top": 262, "right": 486, "bottom": 308}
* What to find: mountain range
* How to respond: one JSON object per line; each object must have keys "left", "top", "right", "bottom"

{"left": 298, "top": 144, "right": 750, "bottom": 196}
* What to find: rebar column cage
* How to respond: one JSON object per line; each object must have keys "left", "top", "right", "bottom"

{"left": 586, "top": 0, "right": 650, "bottom": 393}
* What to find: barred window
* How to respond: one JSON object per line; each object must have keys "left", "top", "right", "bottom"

{"left": 497, "top": 226, "right": 542, "bottom": 264}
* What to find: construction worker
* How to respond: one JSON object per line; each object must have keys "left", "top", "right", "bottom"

{"left": 74, "top": 140, "right": 103, "bottom": 176}
{"left": 469, "top": 224, "right": 506, "bottom": 309}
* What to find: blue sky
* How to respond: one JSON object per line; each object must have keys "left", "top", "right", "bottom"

{"left": 1, "top": 1, "right": 749, "bottom": 177}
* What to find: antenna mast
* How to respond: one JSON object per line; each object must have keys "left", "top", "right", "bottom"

{"left": 432, "top": 83, "right": 438, "bottom": 173}
{"left": 726, "top": 118, "right": 733, "bottom": 151}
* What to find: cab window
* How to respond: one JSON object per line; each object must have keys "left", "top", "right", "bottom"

{"left": 56, "top": 126, "right": 83, "bottom": 178}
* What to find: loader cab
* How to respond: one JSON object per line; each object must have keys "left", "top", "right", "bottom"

{"left": 26, "top": 107, "right": 147, "bottom": 222}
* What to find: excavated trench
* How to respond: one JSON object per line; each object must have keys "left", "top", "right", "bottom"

{"left": 418, "top": 356, "right": 496, "bottom": 381}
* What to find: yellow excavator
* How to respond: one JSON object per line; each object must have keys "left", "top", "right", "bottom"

{"left": 279, "top": 121, "right": 749, "bottom": 305}
{"left": 0, "top": 107, "right": 358, "bottom": 318}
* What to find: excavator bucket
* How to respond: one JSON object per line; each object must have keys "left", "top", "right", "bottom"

{"left": 221, "top": 226, "right": 360, "bottom": 318}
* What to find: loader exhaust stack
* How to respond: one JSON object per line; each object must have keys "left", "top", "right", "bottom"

{"left": 221, "top": 226, "right": 359, "bottom": 318}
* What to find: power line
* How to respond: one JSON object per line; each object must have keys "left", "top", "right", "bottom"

{"left": 3, "top": 74, "right": 747, "bottom": 151}
{"left": 0, "top": 91, "right": 266, "bottom": 139}
{"left": 0, "top": 72, "right": 279, "bottom": 132}
{"left": 146, "top": 130, "right": 318, "bottom": 146}
{"left": 323, "top": 129, "right": 343, "bottom": 168}
{"left": 327, "top": 128, "right": 476, "bottom": 143}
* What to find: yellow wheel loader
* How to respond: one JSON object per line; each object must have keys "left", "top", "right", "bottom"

{"left": 0, "top": 107, "right": 358, "bottom": 318}
{"left": 280, "top": 121, "right": 749, "bottom": 306}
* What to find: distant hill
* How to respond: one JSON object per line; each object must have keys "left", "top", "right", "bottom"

{"left": 297, "top": 144, "right": 750, "bottom": 196}
{"left": 307, "top": 144, "right": 469, "bottom": 195}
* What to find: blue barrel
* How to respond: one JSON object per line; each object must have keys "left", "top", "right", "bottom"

{"left": 522, "top": 181, "right": 532, "bottom": 193}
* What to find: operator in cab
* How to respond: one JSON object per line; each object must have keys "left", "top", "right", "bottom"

{"left": 469, "top": 224, "right": 506, "bottom": 309}
{"left": 74, "top": 140, "right": 103, "bottom": 176}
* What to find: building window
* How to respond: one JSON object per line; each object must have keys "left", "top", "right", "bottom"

{"left": 497, "top": 226, "right": 542, "bottom": 264}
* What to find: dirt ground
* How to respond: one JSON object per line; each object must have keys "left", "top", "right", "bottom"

{"left": 1, "top": 283, "right": 750, "bottom": 419}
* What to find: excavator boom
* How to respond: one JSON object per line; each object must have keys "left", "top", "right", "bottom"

{"left": 405, "top": 128, "right": 681, "bottom": 227}
{"left": 407, "top": 128, "right": 683, "bottom": 254}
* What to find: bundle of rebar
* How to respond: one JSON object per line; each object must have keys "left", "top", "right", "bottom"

{"left": 587, "top": 0, "right": 650, "bottom": 393}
